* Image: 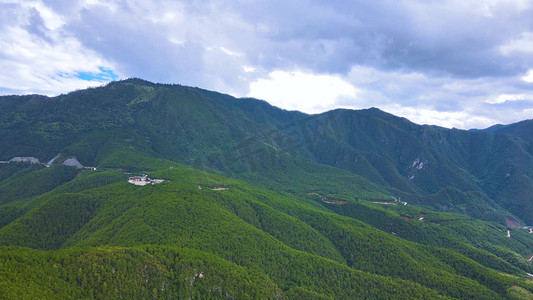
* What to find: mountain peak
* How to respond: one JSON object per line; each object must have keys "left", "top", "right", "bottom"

{"left": 115, "top": 77, "right": 156, "bottom": 86}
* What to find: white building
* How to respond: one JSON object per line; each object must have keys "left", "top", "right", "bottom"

{"left": 128, "top": 176, "right": 165, "bottom": 186}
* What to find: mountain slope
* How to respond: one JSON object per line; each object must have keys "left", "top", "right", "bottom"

{"left": 2, "top": 79, "right": 533, "bottom": 298}
{"left": 2, "top": 164, "right": 532, "bottom": 298}
{"left": 1, "top": 78, "right": 531, "bottom": 224}
{"left": 266, "top": 108, "right": 533, "bottom": 224}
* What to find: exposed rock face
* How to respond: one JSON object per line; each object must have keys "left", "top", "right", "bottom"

{"left": 63, "top": 157, "right": 83, "bottom": 167}
{"left": 506, "top": 218, "right": 522, "bottom": 228}
{"left": 9, "top": 157, "right": 39, "bottom": 164}
{"left": 47, "top": 154, "right": 62, "bottom": 165}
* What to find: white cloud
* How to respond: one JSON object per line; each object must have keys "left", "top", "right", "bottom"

{"left": 500, "top": 32, "right": 533, "bottom": 55}
{"left": 0, "top": 2, "right": 116, "bottom": 95}
{"left": 486, "top": 93, "right": 527, "bottom": 104}
{"left": 386, "top": 106, "right": 463, "bottom": 128}
{"left": 244, "top": 63, "right": 532, "bottom": 129}
{"left": 523, "top": 69, "right": 533, "bottom": 83}
{"left": 243, "top": 66, "right": 256, "bottom": 73}
{"left": 340, "top": 65, "right": 533, "bottom": 129}
{"left": 20, "top": 0, "right": 65, "bottom": 30}
{"left": 220, "top": 47, "right": 242, "bottom": 57}
{"left": 247, "top": 70, "right": 358, "bottom": 113}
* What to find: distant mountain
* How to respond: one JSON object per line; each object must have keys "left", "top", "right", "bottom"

{"left": 1, "top": 79, "right": 533, "bottom": 298}
{"left": 203, "top": 88, "right": 533, "bottom": 225}
{"left": 280, "top": 108, "right": 533, "bottom": 225}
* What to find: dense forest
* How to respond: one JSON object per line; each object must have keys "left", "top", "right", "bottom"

{"left": 1, "top": 79, "right": 533, "bottom": 298}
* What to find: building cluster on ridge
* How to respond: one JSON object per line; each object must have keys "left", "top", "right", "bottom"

{"left": 128, "top": 175, "right": 165, "bottom": 186}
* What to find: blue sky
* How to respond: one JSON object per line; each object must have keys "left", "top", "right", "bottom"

{"left": 74, "top": 67, "right": 118, "bottom": 82}
{"left": 1, "top": 0, "right": 533, "bottom": 129}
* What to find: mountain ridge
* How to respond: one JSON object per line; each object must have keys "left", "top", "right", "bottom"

{"left": 1, "top": 78, "right": 533, "bottom": 298}
{"left": 1, "top": 78, "right": 532, "bottom": 223}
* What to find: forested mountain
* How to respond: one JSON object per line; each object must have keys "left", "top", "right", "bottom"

{"left": 1, "top": 79, "right": 533, "bottom": 299}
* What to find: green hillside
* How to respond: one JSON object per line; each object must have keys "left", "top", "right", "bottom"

{"left": 0, "top": 163, "right": 532, "bottom": 298}
{"left": 1, "top": 79, "right": 533, "bottom": 298}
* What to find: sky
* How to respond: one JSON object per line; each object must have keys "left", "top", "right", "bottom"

{"left": 1, "top": 0, "right": 533, "bottom": 129}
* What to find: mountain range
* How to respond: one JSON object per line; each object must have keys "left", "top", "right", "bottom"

{"left": 1, "top": 78, "right": 533, "bottom": 299}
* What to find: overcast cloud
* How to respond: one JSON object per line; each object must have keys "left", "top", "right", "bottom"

{"left": 1, "top": 0, "right": 533, "bottom": 128}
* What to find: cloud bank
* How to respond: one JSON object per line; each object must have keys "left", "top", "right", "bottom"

{"left": 1, "top": 0, "right": 533, "bottom": 128}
